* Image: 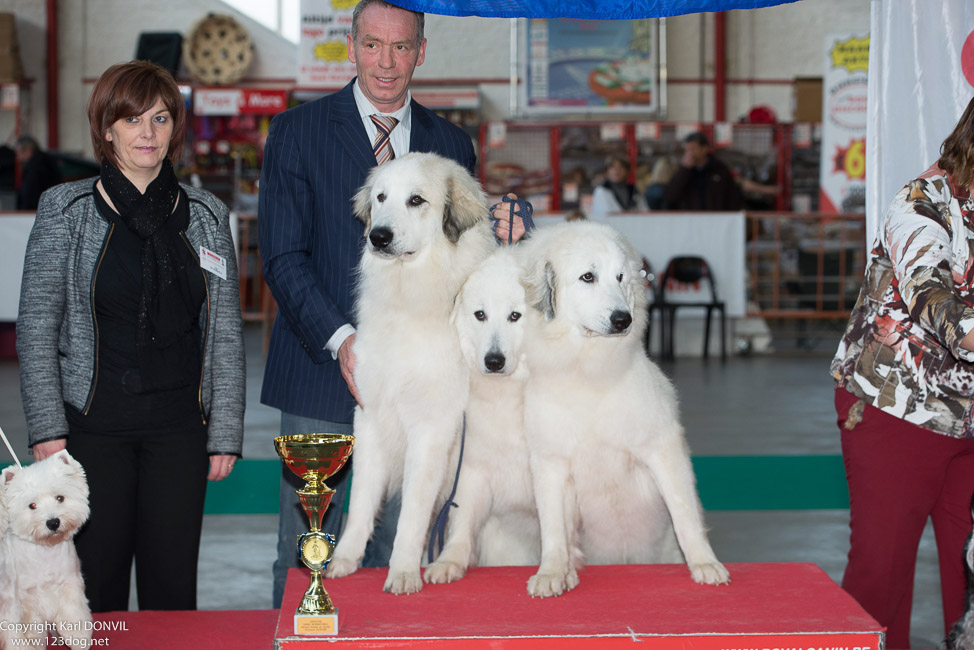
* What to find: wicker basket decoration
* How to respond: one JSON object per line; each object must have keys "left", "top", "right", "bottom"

{"left": 183, "top": 13, "right": 254, "bottom": 85}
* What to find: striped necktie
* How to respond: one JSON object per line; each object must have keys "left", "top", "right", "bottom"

{"left": 370, "top": 115, "right": 400, "bottom": 165}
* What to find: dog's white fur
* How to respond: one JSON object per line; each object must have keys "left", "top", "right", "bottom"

{"left": 2, "top": 450, "right": 91, "bottom": 645}
{"left": 0, "top": 476, "right": 20, "bottom": 649}
{"left": 326, "top": 152, "right": 495, "bottom": 594}
{"left": 425, "top": 249, "right": 541, "bottom": 584}
{"left": 519, "top": 221, "right": 729, "bottom": 598}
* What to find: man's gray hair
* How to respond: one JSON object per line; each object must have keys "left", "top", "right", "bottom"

{"left": 350, "top": 0, "right": 425, "bottom": 46}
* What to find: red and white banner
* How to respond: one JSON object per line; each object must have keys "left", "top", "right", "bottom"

{"left": 819, "top": 32, "right": 868, "bottom": 215}
{"left": 866, "top": 1, "right": 974, "bottom": 243}
{"left": 193, "top": 89, "right": 288, "bottom": 116}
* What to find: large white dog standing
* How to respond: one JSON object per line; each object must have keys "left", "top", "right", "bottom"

{"left": 519, "top": 221, "right": 729, "bottom": 598}
{"left": 326, "top": 152, "right": 494, "bottom": 595}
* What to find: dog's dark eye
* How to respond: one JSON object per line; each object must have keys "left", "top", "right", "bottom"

{"left": 408, "top": 195, "right": 426, "bottom": 207}
{"left": 509, "top": 311, "right": 521, "bottom": 322}
{"left": 377, "top": 193, "right": 386, "bottom": 203}
{"left": 29, "top": 503, "right": 36, "bottom": 510}
{"left": 474, "top": 310, "right": 486, "bottom": 321}
{"left": 580, "top": 272, "right": 595, "bottom": 283}
{"left": 617, "top": 273, "right": 624, "bottom": 282}
{"left": 56, "top": 495, "right": 65, "bottom": 503}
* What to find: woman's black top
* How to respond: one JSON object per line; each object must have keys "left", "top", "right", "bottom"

{"left": 65, "top": 188, "right": 207, "bottom": 437}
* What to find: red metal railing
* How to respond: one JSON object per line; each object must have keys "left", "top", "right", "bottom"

{"left": 745, "top": 211, "right": 866, "bottom": 319}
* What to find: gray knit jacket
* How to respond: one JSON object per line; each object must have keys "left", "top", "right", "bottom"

{"left": 16, "top": 178, "right": 245, "bottom": 455}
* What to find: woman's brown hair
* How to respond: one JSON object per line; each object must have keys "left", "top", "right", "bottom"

{"left": 87, "top": 60, "right": 186, "bottom": 167}
{"left": 938, "top": 95, "right": 974, "bottom": 189}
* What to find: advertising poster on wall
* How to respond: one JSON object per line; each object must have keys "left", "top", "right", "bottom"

{"left": 819, "top": 32, "right": 869, "bottom": 213}
{"left": 522, "top": 18, "right": 658, "bottom": 114}
{"left": 298, "top": 0, "right": 357, "bottom": 87}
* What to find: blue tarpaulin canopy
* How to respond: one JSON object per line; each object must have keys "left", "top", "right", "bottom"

{"left": 389, "top": 0, "right": 800, "bottom": 20}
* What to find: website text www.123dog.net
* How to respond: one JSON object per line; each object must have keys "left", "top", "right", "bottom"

{"left": 1, "top": 620, "right": 127, "bottom": 647}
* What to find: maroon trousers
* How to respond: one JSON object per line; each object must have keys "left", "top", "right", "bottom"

{"left": 836, "top": 387, "right": 974, "bottom": 649}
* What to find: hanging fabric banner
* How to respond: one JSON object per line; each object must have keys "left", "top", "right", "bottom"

{"left": 866, "top": 0, "right": 974, "bottom": 243}
{"left": 389, "top": 0, "right": 798, "bottom": 19}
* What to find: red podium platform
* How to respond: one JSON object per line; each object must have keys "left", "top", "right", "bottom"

{"left": 89, "top": 608, "right": 279, "bottom": 649}
{"left": 275, "top": 563, "right": 884, "bottom": 649}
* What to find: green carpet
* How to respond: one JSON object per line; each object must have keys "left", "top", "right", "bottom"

{"left": 200, "top": 455, "right": 850, "bottom": 515}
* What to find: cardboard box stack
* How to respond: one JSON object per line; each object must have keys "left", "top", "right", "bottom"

{"left": 0, "top": 13, "right": 24, "bottom": 83}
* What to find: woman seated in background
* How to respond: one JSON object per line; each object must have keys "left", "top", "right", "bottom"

{"left": 590, "top": 156, "right": 647, "bottom": 220}
{"left": 643, "top": 156, "right": 676, "bottom": 210}
{"left": 16, "top": 60, "right": 245, "bottom": 613}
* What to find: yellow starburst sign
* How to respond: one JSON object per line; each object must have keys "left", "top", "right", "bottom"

{"left": 830, "top": 36, "right": 869, "bottom": 73}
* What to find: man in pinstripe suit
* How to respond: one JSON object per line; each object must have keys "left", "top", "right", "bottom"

{"left": 259, "top": 0, "right": 525, "bottom": 607}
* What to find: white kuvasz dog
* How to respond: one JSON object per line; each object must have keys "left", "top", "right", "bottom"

{"left": 326, "top": 152, "right": 495, "bottom": 595}
{"left": 425, "top": 249, "right": 541, "bottom": 584}
{"left": 518, "top": 220, "right": 729, "bottom": 598}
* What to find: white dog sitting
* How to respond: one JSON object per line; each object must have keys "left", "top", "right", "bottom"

{"left": 2, "top": 450, "right": 91, "bottom": 646}
{"left": 425, "top": 248, "right": 542, "bottom": 584}
{"left": 0, "top": 475, "right": 21, "bottom": 649}
{"left": 519, "top": 220, "right": 730, "bottom": 598}
{"left": 326, "top": 152, "right": 495, "bottom": 595}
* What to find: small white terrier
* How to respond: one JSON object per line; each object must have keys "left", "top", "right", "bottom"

{"left": 0, "top": 479, "right": 21, "bottom": 649}
{"left": 2, "top": 450, "right": 92, "bottom": 647}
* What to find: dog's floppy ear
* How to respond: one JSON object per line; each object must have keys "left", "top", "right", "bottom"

{"left": 443, "top": 166, "right": 487, "bottom": 244}
{"left": 525, "top": 259, "right": 557, "bottom": 321}
{"left": 449, "top": 276, "right": 469, "bottom": 326}
{"left": 617, "top": 236, "right": 646, "bottom": 312}
{"left": 352, "top": 169, "right": 376, "bottom": 233}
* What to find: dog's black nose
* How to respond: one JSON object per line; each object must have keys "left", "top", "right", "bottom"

{"left": 370, "top": 227, "right": 394, "bottom": 250}
{"left": 46, "top": 518, "right": 60, "bottom": 532}
{"left": 610, "top": 310, "right": 632, "bottom": 333}
{"left": 484, "top": 352, "right": 506, "bottom": 373}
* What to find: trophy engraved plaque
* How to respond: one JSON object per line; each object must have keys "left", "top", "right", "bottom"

{"left": 274, "top": 433, "right": 354, "bottom": 635}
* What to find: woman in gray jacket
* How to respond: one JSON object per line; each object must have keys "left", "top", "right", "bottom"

{"left": 16, "top": 60, "right": 245, "bottom": 612}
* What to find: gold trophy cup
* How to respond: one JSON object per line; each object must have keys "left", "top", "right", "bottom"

{"left": 274, "top": 433, "right": 355, "bottom": 635}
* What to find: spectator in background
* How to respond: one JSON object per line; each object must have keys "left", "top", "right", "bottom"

{"left": 14, "top": 135, "right": 63, "bottom": 210}
{"left": 590, "top": 156, "right": 647, "bottom": 220}
{"left": 664, "top": 132, "right": 742, "bottom": 211}
{"left": 644, "top": 156, "right": 676, "bottom": 210}
{"left": 740, "top": 152, "right": 782, "bottom": 210}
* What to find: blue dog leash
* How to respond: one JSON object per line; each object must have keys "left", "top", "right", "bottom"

{"left": 427, "top": 415, "right": 466, "bottom": 563}
{"left": 489, "top": 196, "right": 535, "bottom": 244}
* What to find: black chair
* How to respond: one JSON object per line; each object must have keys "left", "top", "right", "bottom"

{"left": 656, "top": 256, "right": 726, "bottom": 361}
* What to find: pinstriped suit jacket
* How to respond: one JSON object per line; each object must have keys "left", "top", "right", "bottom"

{"left": 258, "top": 79, "right": 477, "bottom": 423}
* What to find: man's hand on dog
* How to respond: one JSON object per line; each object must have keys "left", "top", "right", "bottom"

{"left": 339, "top": 334, "right": 361, "bottom": 407}
{"left": 491, "top": 193, "right": 528, "bottom": 244}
